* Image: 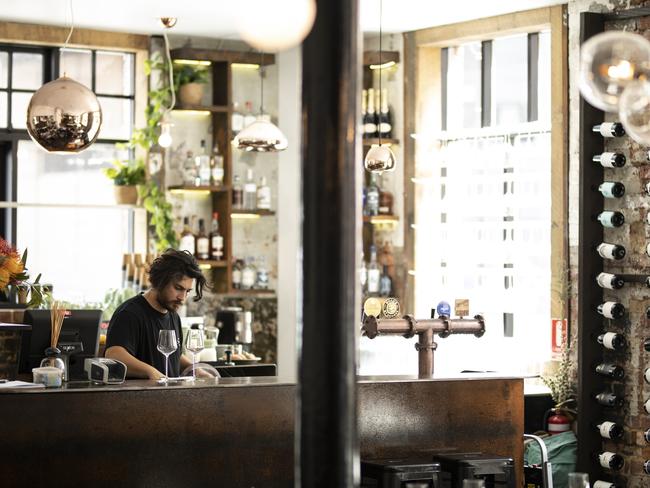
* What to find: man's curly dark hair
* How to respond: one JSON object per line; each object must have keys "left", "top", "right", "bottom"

{"left": 148, "top": 249, "right": 209, "bottom": 301}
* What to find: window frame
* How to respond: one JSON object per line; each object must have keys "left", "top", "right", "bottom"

{"left": 403, "top": 5, "right": 568, "bottom": 324}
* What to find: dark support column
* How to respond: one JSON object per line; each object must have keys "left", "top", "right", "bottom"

{"left": 299, "top": 0, "right": 360, "bottom": 485}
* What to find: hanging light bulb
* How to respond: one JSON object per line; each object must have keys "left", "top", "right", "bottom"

{"left": 232, "top": 61, "right": 288, "bottom": 152}
{"left": 619, "top": 79, "right": 650, "bottom": 144}
{"left": 158, "top": 115, "right": 173, "bottom": 148}
{"left": 26, "top": 1, "right": 102, "bottom": 153}
{"left": 237, "top": 0, "right": 316, "bottom": 52}
{"left": 579, "top": 31, "right": 650, "bottom": 112}
{"left": 364, "top": 0, "right": 396, "bottom": 174}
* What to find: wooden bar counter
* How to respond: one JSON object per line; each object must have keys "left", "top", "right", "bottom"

{"left": 0, "top": 376, "right": 523, "bottom": 487}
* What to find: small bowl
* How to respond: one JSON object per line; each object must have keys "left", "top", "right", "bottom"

{"left": 32, "top": 366, "right": 63, "bottom": 388}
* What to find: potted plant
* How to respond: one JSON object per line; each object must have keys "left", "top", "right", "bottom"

{"left": 174, "top": 64, "right": 209, "bottom": 105}
{"left": 103, "top": 159, "right": 146, "bottom": 205}
{"left": 0, "top": 238, "right": 45, "bottom": 308}
{"left": 542, "top": 338, "right": 576, "bottom": 434}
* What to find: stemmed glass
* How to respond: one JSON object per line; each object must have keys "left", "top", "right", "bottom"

{"left": 568, "top": 473, "right": 590, "bottom": 488}
{"left": 185, "top": 328, "right": 205, "bottom": 379}
{"left": 157, "top": 329, "right": 178, "bottom": 382}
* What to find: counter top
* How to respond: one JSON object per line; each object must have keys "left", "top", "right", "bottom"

{"left": 0, "top": 322, "right": 30, "bottom": 331}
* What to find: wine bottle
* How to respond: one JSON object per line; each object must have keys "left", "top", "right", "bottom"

{"left": 593, "top": 152, "right": 626, "bottom": 168}
{"left": 597, "top": 211, "right": 625, "bottom": 228}
{"left": 595, "top": 363, "right": 625, "bottom": 380}
{"left": 378, "top": 88, "right": 392, "bottom": 139}
{"left": 195, "top": 218, "right": 210, "bottom": 260}
{"left": 644, "top": 428, "right": 650, "bottom": 443}
{"left": 646, "top": 181, "right": 650, "bottom": 196}
{"left": 598, "top": 332, "right": 627, "bottom": 350}
{"left": 644, "top": 460, "right": 650, "bottom": 475}
{"left": 596, "top": 242, "right": 626, "bottom": 260}
{"left": 593, "top": 122, "right": 626, "bottom": 138}
{"left": 598, "top": 182, "right": 625, "bottom": 198}
{"left": 596, "top": 272, "right": 624, "bottom": 290}
{"left": 597, "top": 451, "right": 625, "bottom": 470}
{"left": 209, "top": 212, "right": 224, "bottom": 261}
{"left": 179, "top": 217, "right": 196, "bottom": 255}
{"left": 645, "top": 338, "right": 650, "bottom": 352}
{"left": 256, "top": 176, "right": 272, "bottom": 210}
{"left": 594, "top": 481, "right": 621, "bottom": 488}
{"left": 646, "top": 243, "right": 650, "bottom": 258}
{"left": 644, "top": 398, "right": 650, "bottom": 414}
{"left": 364, "top": 88, "right": 378, "bottom": 138}
{"left": 644, "top": 367, "right": 650, "bottom": 385}
{"left": 595, "top": 392, "right": 624, "bottom": 408}
{"left": 597, "top": 302, "right": 625, "bottom": 319}
{"left": 596, "top": 421, "right": 624, "bottom": 440}
{"left": 361, "top": 89, "right": 368, "bottom": 137}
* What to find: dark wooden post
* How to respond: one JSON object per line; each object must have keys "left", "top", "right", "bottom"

{"left": 299, "top": 0, "right": 361, "bottom": 485}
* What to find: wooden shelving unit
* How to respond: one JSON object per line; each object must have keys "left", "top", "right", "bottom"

{"left": 362, "top": 138, "right": 400, "bottom": 147}
{"left": 169, "top": 48, "right": 275, "bottom": 293}
{"left": 197, "top": 260, "right": 228, "bottom": 268}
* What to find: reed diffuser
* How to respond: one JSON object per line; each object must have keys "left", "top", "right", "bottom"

{"left": 50, "top": 301, "right": 66, "bottom": 349}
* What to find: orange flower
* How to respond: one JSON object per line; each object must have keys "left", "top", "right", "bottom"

{"left": 0, "top": 267, "right": 9, "bottom": 290}
{"left": 3, "top": 256, "right": 23, "bottom": 275}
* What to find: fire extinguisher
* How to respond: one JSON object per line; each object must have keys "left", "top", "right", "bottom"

{"left": 547, "top": 409, "right": 571, "bottom": 435}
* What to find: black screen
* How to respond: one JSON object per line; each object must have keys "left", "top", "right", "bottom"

{"left": 19, "top": 309, "right": 102, "bottom": 380}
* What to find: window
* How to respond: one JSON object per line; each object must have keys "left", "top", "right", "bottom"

{"left": 1, "top": 44, "right": 140, "bottom": 303}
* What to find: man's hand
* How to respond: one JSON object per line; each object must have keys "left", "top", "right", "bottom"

{"left": 148, "top": 368, "right": 165, "bottom": 381}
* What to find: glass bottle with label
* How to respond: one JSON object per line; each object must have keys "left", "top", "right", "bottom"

{"left": 179, "top": 217, "right": 196, "bottom": 255}
{"left": 183, "top": 150, "right": 196, "bottom": 186}
{"left": 379, "top": 88, "right": 392, "bottom": 139}
{"left": 365, "top": 174, "right": 380, "bottom": 216}
{"left": 196, "top": 140, "right": 211, "bottom": 186}
{"left": 364, "top": 88, "right": 377, "bottom": 138}
{"left": 233, "top": 175, "right": 244, "bottom": 210}
{"left": 256, "top": 256, "right": 269, "bottom": 289}
{"left": 244, "top": 168, "right": 257, "bottom": 210}
{"left": 361, "top": 89, "right": 368, "bottom": 137}
{"left": 196, "top": 218, "right": 210, "bottom": 260}
{"left": 241, "top": 257, "right": 257, "bottom": 290}
{"left": 379, "top": 265, "right": 392, "bottom": 297}
{"left": 210, "top": 144, "right": 224, "bottom": 187}
{"left": 232, "top": 102, "right": 244, "bottom": 135}
{"left": 378, "top": 176, "right": 394, "bottom": 215}
{"left": 367, "top": 245, "right": 381, "bottom": 295}
{"left": 210, "top": 212, "right": 224, "bottom": 261}
{"left": 232, "top": 259, "right": 243, "bottom": 289}
{"left": 257, "top": 176, "right": 272, "bottom": 210}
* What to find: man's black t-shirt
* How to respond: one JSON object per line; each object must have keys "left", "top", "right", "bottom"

{"left": 105, "top": 294, "right": 183, "bottom": 377}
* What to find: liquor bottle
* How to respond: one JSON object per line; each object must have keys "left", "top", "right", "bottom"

{"left": 244, "top": 168, "right": 257, "bottom": 210}
{"left": 196, "top": 218, "right": 210, "bottom": 260}
{"left": 179, "top": 217, "right": 196, "bottom": 255}
{"left": 241, "top": 257, "right": 257, "bottom": 290}
{"left": 364, "top": 88, "right": 378, "bottom": 138}
{"left": 597, "top": 211, "right": 625, "bottom": 228}
{"left": 365, "top": 174, "right": 380, "bottom": 216}
{"left": 593, "top": 152, "right": 626, "bottom": 168}
{"left": 595, "top": 363, "right": 625, "bottom": 380}
{"left": 232, "top": 175, "right": 244, "bottom": 210}
{"left": 256, "top": 176, "right": 271, "bottom": 210}
{"left": 183, "top": 150, "right": 196, "bottom": 186}
{"left": 378, "top": 88, "right": 392, "bottom": 139}
{"left": 256, "top": 256, "right": 269, "bottom": 289}
{"left": 596, "top": 272, "right": 624, "bottom": 290}
{"left": 596, "top": 242, "right": 626, "bottom": 260}
{"left": 210, "top": 144, "right": 224, "bottom": 187}
{"left": 596, "top": 421, "right": 624, "bottom": 440}
{"left": 361, "top": 89, "right": 368, "bottom": 137}
{"left": 210, "top": 212, "right": 224, "bottom": 261}
{"left": 594, "top": 481, "right": 621, "bottom": 488}
{"left": 598, "top": 182, "right": 625, "bottom": 198}
{"left": 360, "top": 252, "right": 368, "bottom": 294}
{"left": 232, "top": 102, "right": 244, "bottom": 135}
{"left": 595, "top": 392, "right": 624, "bottom": 408}
{"left": 598, "top": 332, "right": 626, "bottom": 350}
{"left": 597, "top": 301, "right": 625, "bottom": 319}
{"left": 367, "top": 245, "right": 381, "bottom": 295}
{"left": 379, "top": 265, "right": 392, "bottom": 297}
{"left": 243, "top": 101, "right": 256, "bottom": 128}
{"left": 196, "top": 140, "right": 211, "bottom": 186}
{"left": 593, "top": 122, "right": 626, "bottom": 138}
{"left": 232, "top": 259, "right": 243, "bottom": 289}
{"left": 597, "top": 451, "right": 625, "bottom": 470}
{"left": 378, "top": 176, "right": 394, "bottom": 215}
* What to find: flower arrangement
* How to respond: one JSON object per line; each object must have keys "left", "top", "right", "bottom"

{"left": 0, "top": 237, "right": 44, "bottom": 308}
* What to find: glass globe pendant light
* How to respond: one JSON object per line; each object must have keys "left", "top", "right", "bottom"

{"left": 364, "top": 0, "right": 396, "bottom": 174}
{"left": 26, "top": 2, "right": 102, "bottom": 153}
{"left": 232, "top": 57, "right": 288, "bottom": 152}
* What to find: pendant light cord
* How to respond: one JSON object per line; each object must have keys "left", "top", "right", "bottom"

{"left": 378, "top": 0, "right": 383, "bottom": 146}
{"left": 162, "top": 30, "right": 176, "bottom": 119}
{"left": 60, "top": 0, "right": 75, "bottom": 76}
{"left": 260, "top": 52, "right": 264, "bottom": 116}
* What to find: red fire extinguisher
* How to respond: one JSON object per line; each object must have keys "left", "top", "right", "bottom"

{"left": 547, "top": 409, "right": 571, "bottom": 435}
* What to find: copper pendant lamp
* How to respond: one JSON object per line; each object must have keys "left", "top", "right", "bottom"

{"left": 26, "top": 1, "right": 102, "bottom": 153}
{"left": 364, "top": 0, "right": 396, "bottom": 173}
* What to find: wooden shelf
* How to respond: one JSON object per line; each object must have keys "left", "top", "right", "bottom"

{"left": 362, "top": 138, "right": 400, "bottom": 147}
{"left": 197, "top": 260, "right": 228, "bottom": 268}
{"left": 363, "top": 51, "right": 400, "bottom": 67}
{"left": 168, "top": 185, "right": 230, "bottom": 193}
{"left": 231, "top": 209, "right": 276, "bottom": 217}
{"left": 171, "top": 48, "right": 276, "bottom": 66}
{"left": 224, "top": 289, "right": 276, "bottom": 297}
{"left": 173, "top": 103, "right": 230, "bottom": 113}
{"left": 363, "top": 215, "right": 399, "bottom": 230}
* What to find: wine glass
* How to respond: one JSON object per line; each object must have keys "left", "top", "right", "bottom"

{"left": 568, "top": 473, "right": 590, "bottom": 488}
{"left": 185, "top": 328, "right": 205, "bottom": 379}
{"left": 157, "top": 329, "right": 178, "bottom": 382}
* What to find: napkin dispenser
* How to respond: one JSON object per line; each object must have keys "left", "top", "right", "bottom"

{"left": 84, "top": 358, "right": 127, "bottom": 384}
